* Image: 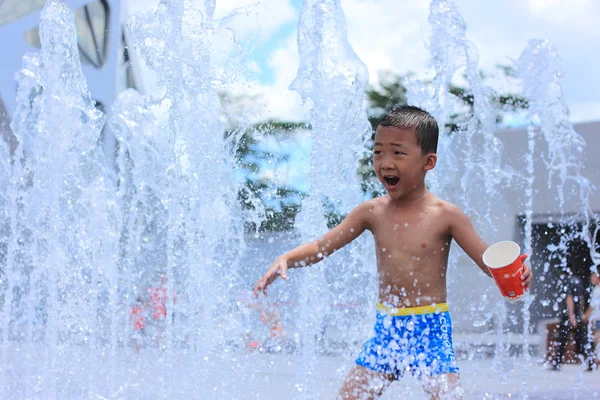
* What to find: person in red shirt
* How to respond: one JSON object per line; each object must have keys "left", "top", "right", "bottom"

{"left": 148, "top": 286, "right": 168, "bottom": 320}
{"left": 147, "top": 274, "right": 172, "bottom": 350}
{"left": 130, "top": 296, "right": 146, "bottom": 353}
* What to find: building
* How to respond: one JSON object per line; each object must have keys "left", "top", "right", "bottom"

{"left": 0, "top": 0, "right": 143, "bottom": 148}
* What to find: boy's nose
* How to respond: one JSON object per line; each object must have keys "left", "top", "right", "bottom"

{"left": 381, "top": 159, "right": 395, "bottom": 169}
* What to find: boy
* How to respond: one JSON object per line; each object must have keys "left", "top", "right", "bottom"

{"left": 253, "top": 105, "right": 533, "bottom": 399}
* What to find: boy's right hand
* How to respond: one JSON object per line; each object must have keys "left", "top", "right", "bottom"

{"left": 253, "top": 257, "right": 289, "bottom": 297}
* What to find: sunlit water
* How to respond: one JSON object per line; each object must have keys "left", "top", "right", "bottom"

{"left": 0, "top": 0, "right": 597, "bottom": 399}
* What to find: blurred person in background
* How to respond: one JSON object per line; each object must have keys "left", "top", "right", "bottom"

{"left": 551, "top": 273, "right": 594, "bottom": 371}
{"left": 584, "top": 269, "right": 600, "bottom": 367}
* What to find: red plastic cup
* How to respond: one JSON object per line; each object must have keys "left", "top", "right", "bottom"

{"left": 482, "top": 241, "right": 527, "bottom": 302}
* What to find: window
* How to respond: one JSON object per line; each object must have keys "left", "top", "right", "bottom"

{"left": 121, "top": 33, "right": 137, "bottom": 90}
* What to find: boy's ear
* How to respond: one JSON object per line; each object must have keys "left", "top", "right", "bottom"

{"left": 423, "top": 153, "right": 437, "bottom": 171}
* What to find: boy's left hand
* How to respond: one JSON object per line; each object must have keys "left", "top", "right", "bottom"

{"left": 520, "top": 254, "right": 533, "bottom": 290}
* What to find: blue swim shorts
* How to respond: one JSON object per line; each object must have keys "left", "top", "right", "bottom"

{"left": 355, "top": 302, "right": 459, "bottom": 379}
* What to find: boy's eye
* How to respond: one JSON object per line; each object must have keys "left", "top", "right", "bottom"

{"left": 373, "top": 150, "right": 381, "bottom": 155}
{"left": 394, "top": 151, "right": 405, "bottom": 155}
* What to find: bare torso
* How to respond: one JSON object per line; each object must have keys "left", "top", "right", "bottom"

{"left": 366, "top": 193, "right": 453, "bottom": 308}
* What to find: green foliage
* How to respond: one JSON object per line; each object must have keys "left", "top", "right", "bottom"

{"left": 226, "top": 121, "right": 307, "bottom": 232}
{"left": 366, "top": 71, "right": 410, "bottom": 131}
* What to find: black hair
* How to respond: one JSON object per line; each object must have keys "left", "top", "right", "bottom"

{"left": 377, "top": 105, "right": 439, "bottom": 154}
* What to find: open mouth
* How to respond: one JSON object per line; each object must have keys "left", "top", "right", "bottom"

{"left": 383, "top": 176, "right": 400, "bottom": 188}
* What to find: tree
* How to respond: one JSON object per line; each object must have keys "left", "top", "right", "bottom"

{"left": 225, "top": 120, "right": 309, "bottom": 232}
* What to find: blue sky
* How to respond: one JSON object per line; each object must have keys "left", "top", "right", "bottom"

{"left": 245, "top": 0, "right": 302, "bottom": 85}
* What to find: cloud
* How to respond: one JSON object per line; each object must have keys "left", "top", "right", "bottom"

{"left": 220, "top": 32, "right": 309, "bottom": 123}
{"left": 342, "top": 0, "right": 431, "bottom": 83}
{"left": 228, "top": 1, "right": 431, "bottom": 123}
{"left": 125, "top": 0, "right": 600, "bottom": 124}
{"left": 445, "top": 0, "right": 600, "bottom": 122}
{"left": 125, "top": 0, "right": 304, "bottom": 122}
{"left": 337, "top": 0, "right": 600, "bottom": 123}
{"left": 526, "top": 0, "right": 600, "bottom": 31}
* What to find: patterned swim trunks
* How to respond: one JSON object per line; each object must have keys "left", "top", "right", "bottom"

{"left": 355, "top": 302, "right": 459, "bottom": 379}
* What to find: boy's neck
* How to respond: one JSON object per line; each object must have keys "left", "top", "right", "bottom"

{"left": 389, "top": 183, "right": 429, "bottom": 207}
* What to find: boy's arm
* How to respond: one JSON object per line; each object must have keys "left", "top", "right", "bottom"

{"left": 446, "top": 204, "right": 491, "bottom": 277}
{"left": 253, "top": 201, "right": 371, "bottom": 296}
{"left": 448, "top": 203, "right": 533, "bottom": 289}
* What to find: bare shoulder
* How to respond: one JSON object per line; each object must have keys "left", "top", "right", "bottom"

{"left": 349, "top": 196, "right": 387, "bottom": 230}
{"left": 436, "top": 198, "right": 475, "bottom": 237}
{"left": 365, "top": 195, "right": 388, "bottom": 211}
{"left": 426, "top": 195, "right": 468, "bottom": 230}
{"left": 436, "top": 198, "right": 463, "bottom": 216}
{"left": 424, "top": 194, "right": 457, "bottom": 213}
{"left": 363, "top": 195, "right": 391, "bottom": 217}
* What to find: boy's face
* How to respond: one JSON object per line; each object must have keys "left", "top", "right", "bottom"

{"left": 373, "top": 126, "right": 436, "bottom": 200}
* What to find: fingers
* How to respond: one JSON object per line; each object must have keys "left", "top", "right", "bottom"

{"left": 253, "top": 277, "right": 270, "bottom": 298}
{"left": 252, "top": 280, "right": 264, "bottom": 298}
{"left": 520, "top": 259, "right": 533, "bottom": 289}
{"left": 522, "top": 275, "right": 532, "bottom": 289}
{"left": 280, "top": 263, "right": 288, "bottom": 280}
{"left": 253, "top": 262, "right": 288, "bottom": 298}
{"left": 253, "top": 273, "right": 271, "bottom": 297}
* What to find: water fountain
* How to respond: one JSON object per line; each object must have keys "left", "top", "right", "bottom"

{"left": 0, "top": 0, "right": 597, "bottom": 398}
{"left": 286, "top": 0, "right": 382, "bottom": 396}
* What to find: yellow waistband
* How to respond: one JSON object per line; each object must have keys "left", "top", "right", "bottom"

{"left": 376, "top": 302, "right": 449, "bottom": 316}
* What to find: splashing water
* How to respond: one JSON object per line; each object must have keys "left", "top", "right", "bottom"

{"left": 406, "top": 1, "right": 520, "bottom": 381}
{"left": 0, "top": 0, "right": 598, "bottom": 398}
{"left": 517, "top": 39, "right": 598, "bottom": 392}
{"left": 290, "top": 0, "right": 374, "bottom": 396}
{"left": 406, "top": 0, "right": 598, "bottom": 396}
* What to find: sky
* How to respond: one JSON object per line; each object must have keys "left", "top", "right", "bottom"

{"left": 125, "top": 0, "right": 600, "bottom": 125}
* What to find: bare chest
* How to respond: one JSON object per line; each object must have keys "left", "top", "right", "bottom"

{"left": 370, "top": 207, "right": 450, "bottom": 260}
